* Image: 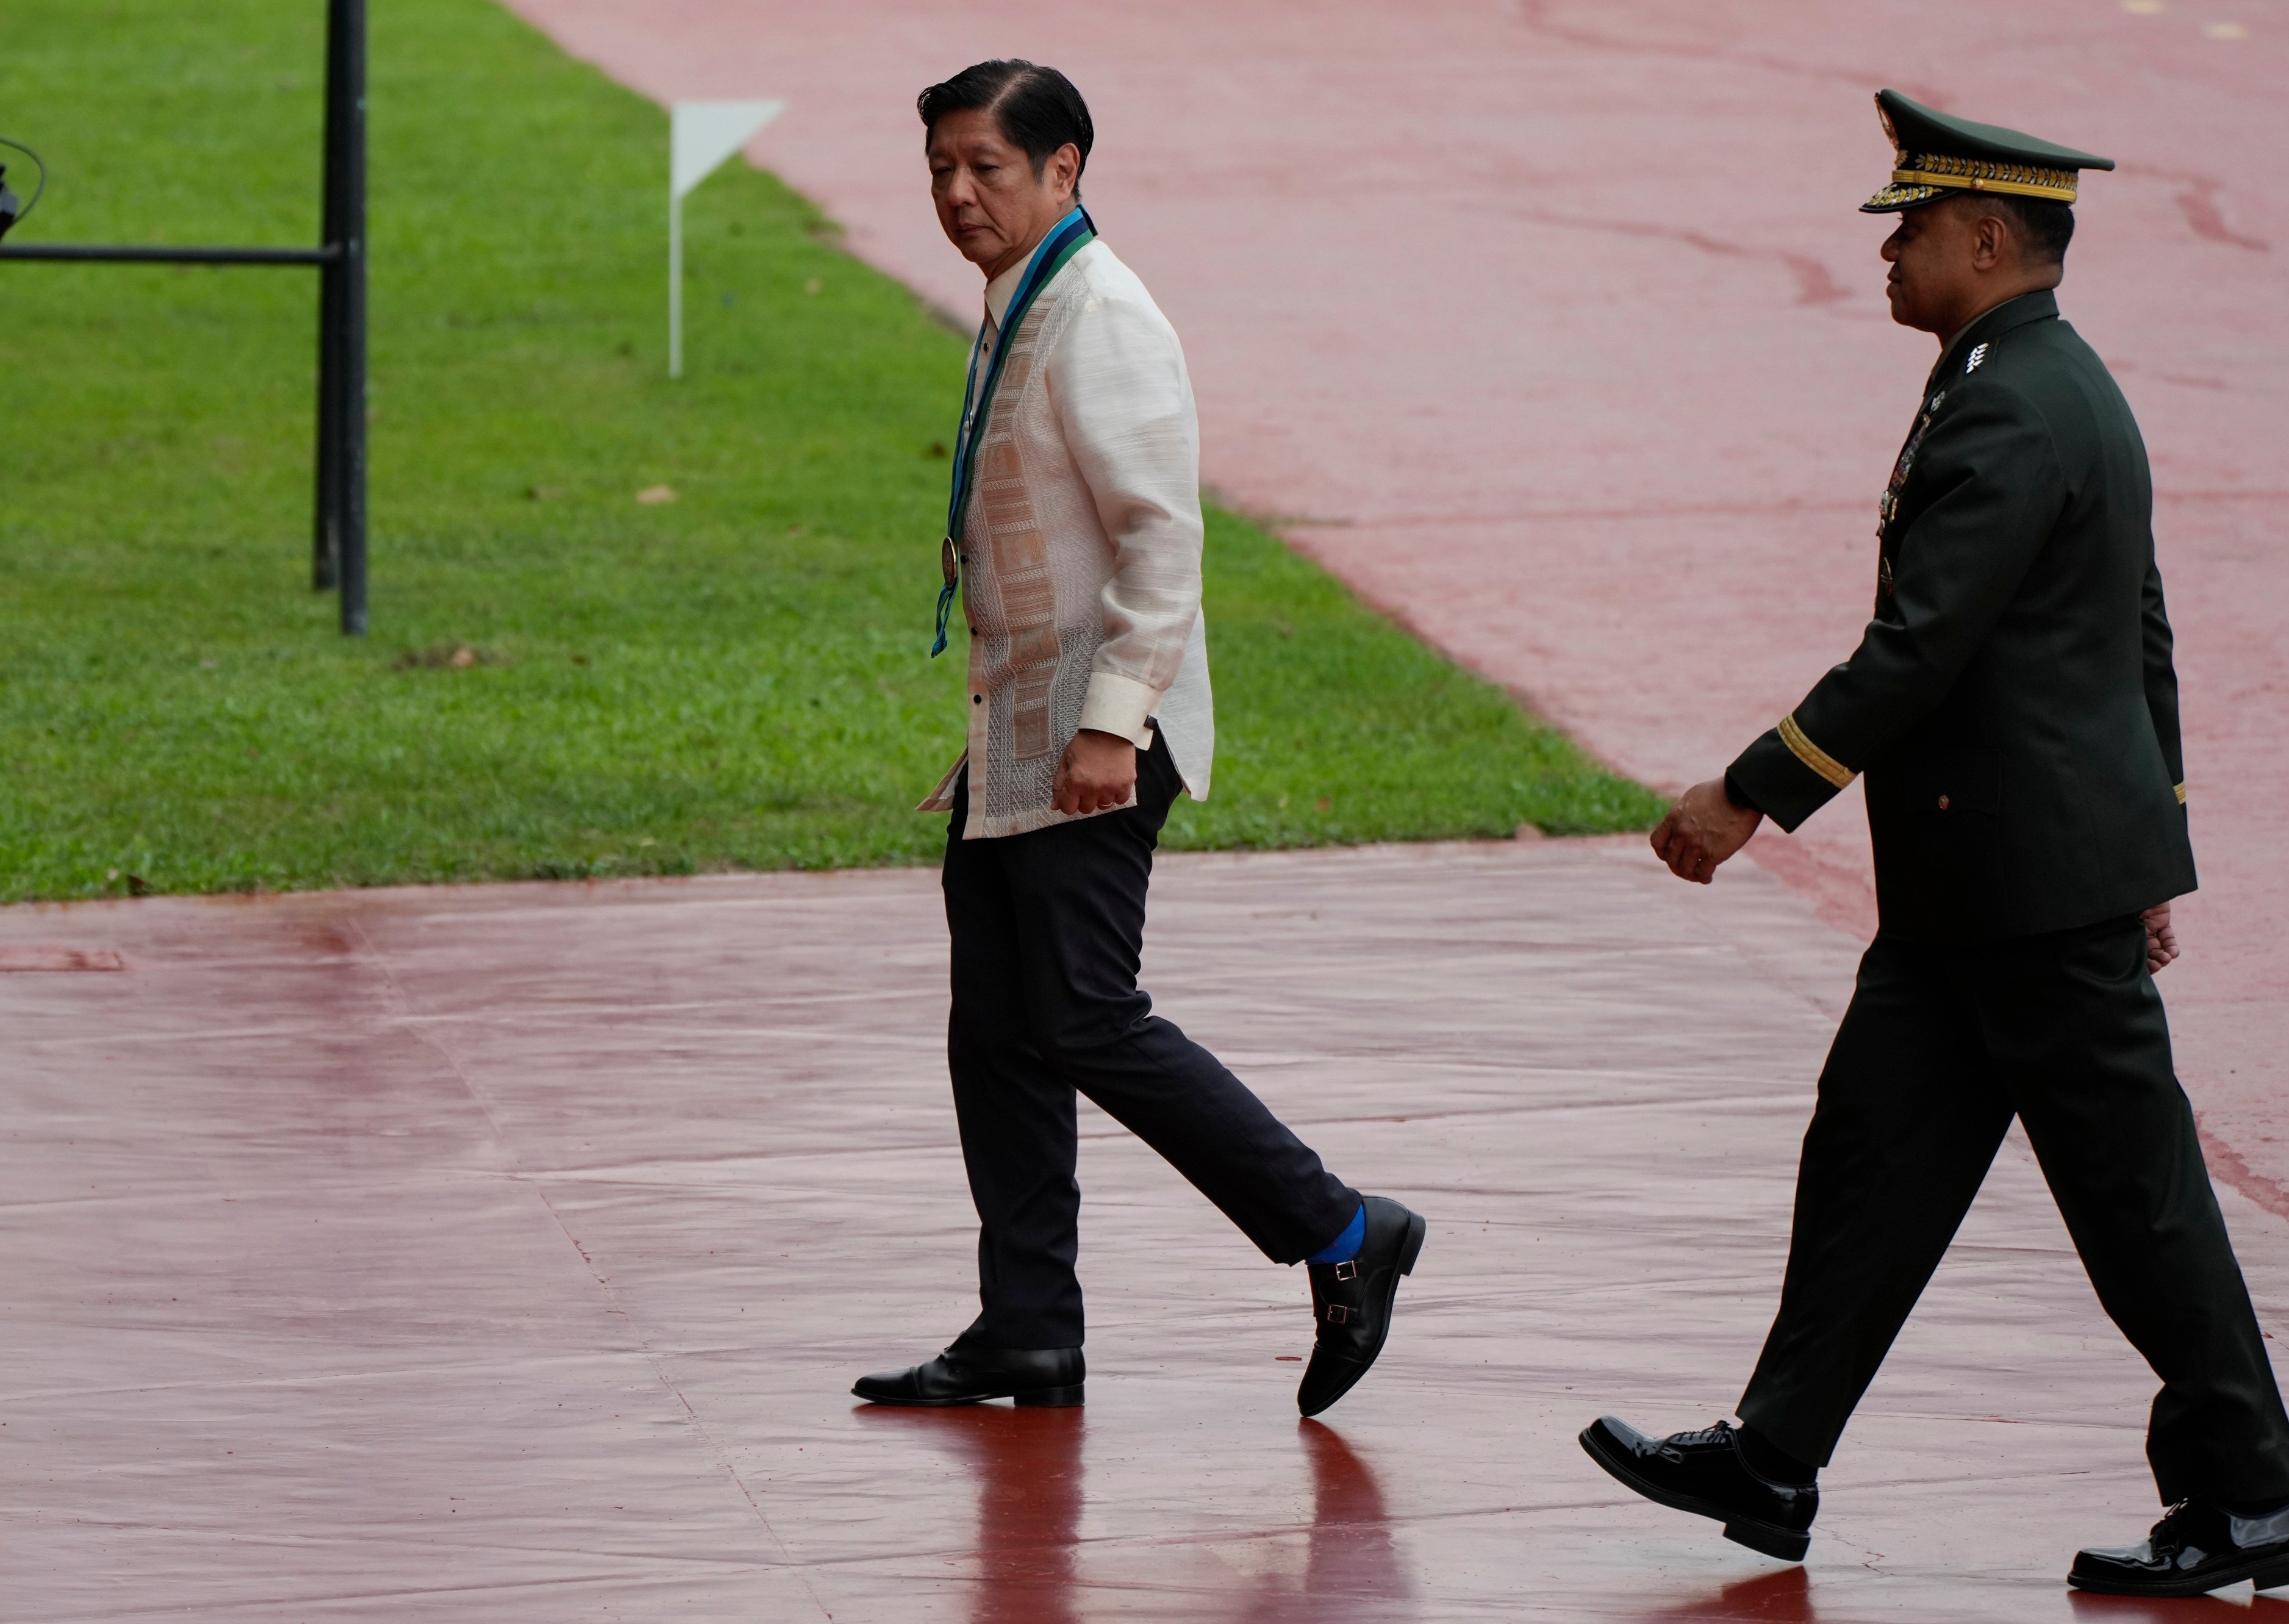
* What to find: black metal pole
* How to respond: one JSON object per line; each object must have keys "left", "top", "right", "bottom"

{"left": 319, "top": 0, "right": 368, "bottom": 634}
{"left": 312, "top": 0, "right": 345, "bottom": 593}
{"left": 1, "top": 8, "right": 364, "bottom": 629}
{"left": 339, "top": 0, "right": 368, "bottom": 636}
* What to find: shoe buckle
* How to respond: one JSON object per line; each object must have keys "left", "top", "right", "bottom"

{"left": 1325, "top": 1304, "right": 1350, "bottom": 1324}
{"left": 1332, "top": 1260, "right": 1358, "bottom": 1282}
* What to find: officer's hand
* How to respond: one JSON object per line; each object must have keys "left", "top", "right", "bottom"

{"left": 2142, "top": 901, "right": 2180, "bottom": 975}
{"left": 1650, "top": 779, "right": 1763, "bottom": 885}
{"left": 1053, "top": 729, "right": 1138, "bottom": 817}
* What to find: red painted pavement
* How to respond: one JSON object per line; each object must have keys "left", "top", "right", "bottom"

{"left": 10, "top": 850, "right": 2289, "bottom": 1618}
{"left": 495, "top": 0, "right": 2289, "bottom": 1209}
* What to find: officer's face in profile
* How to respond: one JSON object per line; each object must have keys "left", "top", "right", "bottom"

{"left": 1880, "top": 195, "right": 2055, "bottom": 342}
{"left": 1880, "top": 200, "right": 1983, "bottom": 335}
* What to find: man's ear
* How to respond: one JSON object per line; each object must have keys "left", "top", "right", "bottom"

{"left": 1050, "top": 141, "right": 1080, "bottom": 202}
{"left": 1971, "top": 209, "right": 2011, "bottom": 273}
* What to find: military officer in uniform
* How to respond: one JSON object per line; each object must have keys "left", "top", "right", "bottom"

{"left": 1577, "top": 91, "right": 2289, "bottom": 1598}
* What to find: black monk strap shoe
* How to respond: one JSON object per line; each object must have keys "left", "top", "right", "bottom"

{"left": 1297, "top": 1195, "right": 1428, "bottom": 1418}
{"left": 851, "top": 1345, "right": 1084, "bottom": 1408}
{"left": 1578, "top": 1416, "right": 1818, "bottom": 1562}
{"left": 2069, "top": 1500, "right": 2289, "bottom": 1597}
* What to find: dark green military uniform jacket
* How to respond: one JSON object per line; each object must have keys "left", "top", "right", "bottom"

{"left": 1730, "top": 289, "right": 2196, "bottom": 943}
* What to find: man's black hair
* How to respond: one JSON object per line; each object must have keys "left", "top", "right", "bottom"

{"left": 1964, "top": 190, "right": 2076, "bottom": 265}
{"left": 918, "top": 60, "right": 1093, "bottom": 186}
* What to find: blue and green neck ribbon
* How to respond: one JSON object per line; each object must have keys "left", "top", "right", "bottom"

{"left": 932, "top": 204, "right": 1097, "bottom": 657}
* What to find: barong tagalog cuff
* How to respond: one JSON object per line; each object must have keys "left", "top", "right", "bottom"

{"left": 1078, "top": 671, "right": 1159, "bottom": 748}
{"left": 1778, "top": 714, "right": 1855, "bottom": 790}
{"left": 1862, "top": 88, "right": 2113, "bottom": 213}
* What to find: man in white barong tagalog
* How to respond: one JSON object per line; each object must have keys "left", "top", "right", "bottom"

{"left": 851, "top": 60, "right": 1424, "bottom": 1419}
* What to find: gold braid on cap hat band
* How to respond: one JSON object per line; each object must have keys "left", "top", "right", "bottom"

{"left": 1889, "top": 150, "right": 2079, "bottom": 202}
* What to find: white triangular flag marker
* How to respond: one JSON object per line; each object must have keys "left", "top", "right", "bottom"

{"left": 673, "top": 101, "right": 784, "bottom": 199}
{"left": 669, "top": 99, "right": 784, "bottom": 377}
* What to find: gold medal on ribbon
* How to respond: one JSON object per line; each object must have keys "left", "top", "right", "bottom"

{"left": 941, "top": 535, "right": 959, "bottom": 589}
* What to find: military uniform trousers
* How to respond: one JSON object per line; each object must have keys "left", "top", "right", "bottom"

{"left": 1738, "top": 914, "right": 2289, "bottom": 1504}
{"left": 943, "top": 738, "right": 1359, "bottom": 1351}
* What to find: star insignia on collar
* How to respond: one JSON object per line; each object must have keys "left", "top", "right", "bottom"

{"left": 1966, "top": 342, "right": 1990, "bottom": 374}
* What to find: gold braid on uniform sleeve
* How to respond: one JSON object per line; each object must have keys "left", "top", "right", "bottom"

{"left": 1779, "top": 714, "right": 1856, "bottom": 790}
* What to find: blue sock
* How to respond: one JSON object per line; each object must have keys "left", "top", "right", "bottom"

{"left": 1305, "top": 1203, "right": 1366, "bottom": 1266}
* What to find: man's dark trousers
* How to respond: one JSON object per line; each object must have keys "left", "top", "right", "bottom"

{"left": 943, "top": 739, "right": 1359, "bottom": 1351}
{"left": 1738, "top": 915, "right": 2289, "bottom": 1504}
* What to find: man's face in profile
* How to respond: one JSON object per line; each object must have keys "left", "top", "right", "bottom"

{"left": 1880, "top": 199, "right": 1983, "bottom": 334}
{"left": 927, "top": 106, "right": 1073, "bottom": 276}
{"left": 1880, "top": 193, "right": 2059, "bottom": 339}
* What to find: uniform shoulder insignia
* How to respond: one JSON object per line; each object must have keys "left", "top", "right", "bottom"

{"left": 1965, "top": 342, "right": 1990, "bottom": 374}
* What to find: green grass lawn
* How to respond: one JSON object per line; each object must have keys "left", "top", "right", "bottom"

{"left": 0, "top": 0, "right": 1661, "bottom": 904}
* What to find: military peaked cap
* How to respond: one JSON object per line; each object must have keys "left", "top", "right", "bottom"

{"left": 1863, "top": 88, "right": 2113, "bottom": 213}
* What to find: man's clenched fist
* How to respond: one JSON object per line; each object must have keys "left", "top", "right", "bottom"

{"left": 2142, "top": 901, "right": 2180, "bottom": 975}
{"left": 1650, "top": 778, "right": 1764, "bottom": 884}
{"left": 1052, "top": 728, "right": 1138, "bottom": 817}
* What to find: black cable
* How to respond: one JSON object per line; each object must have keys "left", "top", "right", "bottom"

{"left": 0, "top": 135, "right": 49, "bottom": 234}
{"left": 0, "top": 138, "right": 335, "bottom": 265}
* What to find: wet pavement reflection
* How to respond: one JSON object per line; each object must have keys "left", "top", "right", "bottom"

{"left": 858, "top": 1405, "right": 1087, "bottom": 1624}
{"left": 1638, "top": 1566, "right": 1820, "bottom": 1623}
{"left": 2066, "top": 1594, "right": 2289, "bottom": 1622}
{"left": 858, "top": 1405, "right": 1415, "bottom": 1620}
{"left": 1281, "top": 1419, "right": 1417, "bottom": 1617}
{"left": 1628, "top": 1562, "right": 2289, "bottom": 1622}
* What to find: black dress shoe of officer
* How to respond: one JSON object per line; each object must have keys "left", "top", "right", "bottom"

{"left": 1578, "top": 1416, "right": 1818, "bottom": 1561}
{"left": 1297, "top": 1195, "right": 1427, "bottom": 1418}
{"left": 851, "top": 1345, "right": 1084, "bottom": 1408}
{"left": 2069, "top": 1500, "right": 2289, "bottom": 1597}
